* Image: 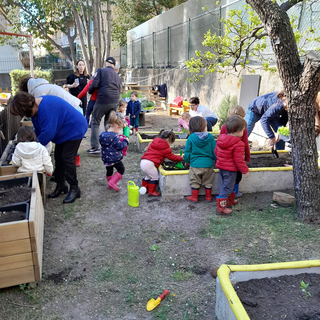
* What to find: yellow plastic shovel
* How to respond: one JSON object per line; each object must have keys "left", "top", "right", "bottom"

{"left": 146, "top": 289, "right": 169, "bottom": 311}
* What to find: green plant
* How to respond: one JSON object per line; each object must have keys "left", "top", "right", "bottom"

{"left": 150, "top": 244, "right": 159, "bottom": 251}
{"left": 172, "top": 270, "right": 193, "bottom": 281}
{"left": 19, "top": 283, "right": 28, "bottom": 291}
{"left": 300, "top": 280, "right": 311, "bottom": 299}
{"left": 217, "top": 94, "right": 238, "bottom": 129}
{"left": 121, "top": 91, "right": 144, "bottom": 99}
{"left": 10, "top": 68, "right": 53, "bottom": 95}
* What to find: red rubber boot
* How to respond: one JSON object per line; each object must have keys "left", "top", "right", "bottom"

{"left": 227, "top": 192, "right": 238, "bottom": 207}
{"left": 186, "top": 188, "right": 199, "bottom": 202}
{"left": 205, "top": 188, "right": 212, "bottom": 202}
{"left": 142, "top": 179, "right": 149, "bottom": 193}
{"left": 148, "top": 181, "right": 161, "bottom": 196}
{"left": 106, "top": 176, "right": 112, "bottom": 190}
{"left": 108, "top": 172, "right": 123, "bottom": 191}
{"left": 216, "top": 198, "right": 232, "bottom": 215}
{"left": 75, "top": 155, "right": 81, "bottom": 167}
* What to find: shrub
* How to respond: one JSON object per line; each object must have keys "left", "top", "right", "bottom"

{"left": 10, "top": 68, "right": 53, "bottom": 95}
{"left": 217, "top": 94, "right": 238, "bottom": 129}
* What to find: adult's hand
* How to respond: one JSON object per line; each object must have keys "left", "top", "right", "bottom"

{"left": 73, "top": 82, "right": 79, "bottom": 88}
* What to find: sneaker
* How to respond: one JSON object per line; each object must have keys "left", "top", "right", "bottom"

{"left": 87, "top": 147, "right": 100, "bottom": 154}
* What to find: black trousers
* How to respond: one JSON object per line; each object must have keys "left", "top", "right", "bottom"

{"left": 106, "top": 161, "right": 125, "bottom": 177}
{"left": 79, "top": 96, "right": 87, "bottom": 117}
{"left": 54, "top": 139, "right": 82, "bottom": 186}
{"left": 235, "top": 171, "right": 242, "bottom": 185}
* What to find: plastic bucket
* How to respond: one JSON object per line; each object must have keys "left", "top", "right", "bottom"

{"left": 123, "top": 126, "right": 130, "bottom": 138}
{"left": 127, "top": 181, "right": 140, "bottom": 207}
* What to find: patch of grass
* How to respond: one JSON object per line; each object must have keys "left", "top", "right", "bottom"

{"left": 62, "top": 202, "right": 77, "bottom": 219}
{"left": 225, "top": 259, "right": 237, "bottom": 265}
{"left": 98, "top": 266, "right": 118, "bottom": 282}
{"left": 172, "top": 270, "right": 193, "bottom": 281}
{"left": 153, "top": 305, "right": 172, "bottom": 319}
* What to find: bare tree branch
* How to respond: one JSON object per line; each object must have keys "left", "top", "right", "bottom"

{"left": 280, "top": 0, "right": 304, "bottom": 12}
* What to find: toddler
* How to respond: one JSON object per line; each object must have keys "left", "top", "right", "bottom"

{"left": 220, "top": 105, "right": 250, "bottom": 198}
{"left": 184, "top": 116, "right": 216, "bottom": 202}
{"left": 117, "top": 100, "right": 129, "bottom": 129}
{"left": 99, "top": 111, "right": 129, "bottom": 191}
{"left": 215, "top": 115, "right": 249, "bottom": 215}
{"left": 178, "top": 112, "right": 190, "bottom": 131}
{"left": 126, "top": 91, "right": 141, "bottom": 134}
{"left": 140, "top": 130, "right": 183, "bottom": 196}
{"left": 12, "top": 126, "right": 53, "bottom": 174}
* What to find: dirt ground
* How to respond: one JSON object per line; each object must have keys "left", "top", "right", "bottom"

{"left": 1, "top": 108, "right": 320, "bottom": 320}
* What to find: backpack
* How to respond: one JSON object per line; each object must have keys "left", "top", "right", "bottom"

{"left": 172, "top": 96, "right": 184, "bottom": 108}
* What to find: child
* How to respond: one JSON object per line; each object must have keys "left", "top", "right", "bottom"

{"left": 117, "top": 100, "right": 129, "bottom": 130}
{"left": 184, "top": 116, "right": 217, "bottom": 202}
{"left": 99, "top": 111, "right": 129, "bottom": 191}
{"left": 178, "top": 112, "right": 190, "bottom": 131}
{"left": 141, "top": 130, "right": 183, "bottom": 196}
{"left": 126, "top": 91, "right": 141, "bottom": 134}
{"left": 12, "top": 126, "right": 53, "bottom": 175}
{"left": 78, "top": 78, "right": 97, "bottom": 127}
{"left": 220, "top": 105, "right": 250, "bottom": 198}
{"left": 215, "top": 115, "right": 249, "bottom": 215}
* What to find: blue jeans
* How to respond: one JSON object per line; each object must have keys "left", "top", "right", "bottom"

{"left": 217, "top": 169, "right": 237, "bottom": 198}
{"left": 205, "top": 117, "right": 218, "bottom": 131}
{"left": 85, "top": 99, "right": 95, "bottom": 126}
{"left": 244, "top": 108, "right": 285, "bottom": 150}
{"left": 130, "top": 115, "right": 139, "bottom": 128}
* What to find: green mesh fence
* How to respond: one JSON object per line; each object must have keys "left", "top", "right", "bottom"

{"left": 122, "top": 0, "right": 320, "bottom": 69}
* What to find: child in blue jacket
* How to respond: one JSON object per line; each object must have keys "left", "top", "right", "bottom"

{"left": 184, "top": 116, "right": 217, "bottom": 203}
{"left": 126, "top": 91, "right": 141, "bottom": 134}
{"left": 99, "top": 111, "right": 129, "bottom": 191}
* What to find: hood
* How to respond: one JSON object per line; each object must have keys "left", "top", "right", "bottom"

{"left": 101, "top": 132, "right": 118, "bottom": 146}
{"left": 15, "top": 142, "right": 42, "bottom": 159}
{"left": 190, "top": 132, "right": 211, "bottom": 147}
{"left": 153, "top": 137, "right": 171, "bottom": 151}
{"left": 28, "top": 78, "right": 49, "bottom": 95}
{"left": 217, "top": 134, "right": 242, "bottom": 149}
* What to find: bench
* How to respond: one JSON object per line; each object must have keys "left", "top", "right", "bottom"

{"left": 169, "top": 101, "right": 190, "bottom": 116}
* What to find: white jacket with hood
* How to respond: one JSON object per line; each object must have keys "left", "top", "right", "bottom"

{"left": 27, "top": 78, "right": 82, "bottom": 113}
{"left": 12, "top": 141, "right": 53, "bottom": 174}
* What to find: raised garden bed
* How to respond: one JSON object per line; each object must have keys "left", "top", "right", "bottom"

{"left": 0, "top": 140, "right": 16, "bottom": 167}
{"left": 159, "top": 151, "right": 297, "bottom": 198}
{"left": 215, "top": 260, "right": 320, "bottom": 320}
{"left": 0, "top": 171, "right": 45, "bottom": 289}
{"left": 136, "top": 130, "right": 220, "bottom": 152}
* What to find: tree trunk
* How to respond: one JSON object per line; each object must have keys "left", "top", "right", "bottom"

{"left": 246, "top": 0, "right": 320, "bottom": 222}
{"left": 92, "top": 0, "right": 102, "bottom": 73}
{"left": 63, "top": 11, "right": 77, "bottom": 70}
{"left": 68, "top": 0, "right": 92, "bottom": 75}
{"left": 106, "top": 0, "right": 112, "bottom": 58}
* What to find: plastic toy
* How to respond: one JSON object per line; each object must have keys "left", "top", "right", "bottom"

{"left": 175, "top": 147, "right": 184, "bottom": 169}
{"left": 147, "top": 289, "right": 169, "bottom": 311}
{"left": 127, "top": 181, "right": 146, "bottom": 207}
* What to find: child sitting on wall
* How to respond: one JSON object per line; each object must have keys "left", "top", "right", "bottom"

{"left": 178, "top": 112, "right": 191, "bottom": 131}
{"left": 12, "top": 126, "right": 53, "bottom": 175}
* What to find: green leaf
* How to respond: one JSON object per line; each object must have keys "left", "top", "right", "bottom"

{"left": 150, "top": 245, "right": 159, "bottom": 251}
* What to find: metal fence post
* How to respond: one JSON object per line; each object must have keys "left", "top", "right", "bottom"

{"left": 167, "top": 26, "right": 170, "bottom": 67}
{"left": 153, "top": 32, "right": 155, "bottom": 68}
{"left": 132, "top": 40, "right": 134, "bottom": 68}
{"left": 141, "top": 37, "right": 143, "bottom": 68}
{"left": 219, "top": 6, "right": 222, "bottom": 37}
{"left": 187, "top": 18, "right": 191, "bottom": 60}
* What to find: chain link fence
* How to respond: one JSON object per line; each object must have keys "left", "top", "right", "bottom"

{"left": 121, "top": 0, "right": 320, "bottom": 69}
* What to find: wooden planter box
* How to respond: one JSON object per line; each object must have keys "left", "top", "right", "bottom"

{"left": 0, "top": 140, "right": 15, "bottom": 167}
{"left": 0, "top": 171, "right": 44, "bottom": 288}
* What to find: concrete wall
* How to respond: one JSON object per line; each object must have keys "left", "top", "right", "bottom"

{"left": 0, "top": 73, "right": 12, "bottom": 91}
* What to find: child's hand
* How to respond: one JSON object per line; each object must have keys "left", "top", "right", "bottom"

{"left": 133, "top": 115, "right": 136, "bottom": 118}
{"left": 244, "top": 172, "right": 249, "bottom": 178}
{"left": 46, "top": 172, "right": 52, "bottom": 176}
{"left": 124, "top": 123, "right": 127, "bottom": 127}
{"left": 126, "top": 116, "right": 129, "bottom": 120}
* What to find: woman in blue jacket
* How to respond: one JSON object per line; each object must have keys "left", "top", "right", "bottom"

{"left": 10, "top": 92, "right": 87, "bottom": 203}
{"left": 244, "top": 91, "right": 287, "bottom": 150}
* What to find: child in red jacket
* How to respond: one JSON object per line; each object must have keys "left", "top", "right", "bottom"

{"left": 220, "top": 105, "right": 250, "bottom": 198}
{"left": 140, "top": 130, "right": 183, "bottom": 196}
{"left": 215, "top": 115, "right": 249, "bottom": 215}
{"left": 78, "top": 78, "right": 97, "bottom": 127}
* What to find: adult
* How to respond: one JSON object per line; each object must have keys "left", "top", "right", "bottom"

{"left": 10, "top": 92, "right": 87, "bottom": 204}
{"left": 19, "top": 76, "right": 83, "bottom": 166}
{"left": 65, "top": 60, "right": 90, "bottom": 116}
{"left": 244, "top": 91, "right": 287, "bottom": 150}
{"left": 188, "top": 97, "right": 218, "bottom": 131}
{"left": 87, "top": 57, "right": 121, "bottom": 154}
{"left": 19, "top": 76, "right": 83, "bottom": 113}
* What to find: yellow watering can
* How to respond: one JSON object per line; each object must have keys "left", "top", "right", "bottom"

{"left": 127, "top": 181, "right": 146, "bottom": 207}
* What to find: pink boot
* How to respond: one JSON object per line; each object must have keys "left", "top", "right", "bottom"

{"left": 108, "top": 172, "right": 123, "bottom": 191}
{"left": 106, "top": 176, "right": 112, "bottom": 190}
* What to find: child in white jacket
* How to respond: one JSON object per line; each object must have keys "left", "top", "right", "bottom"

{"left": 12, "top": 126, "right": 53, "bottom": 175}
